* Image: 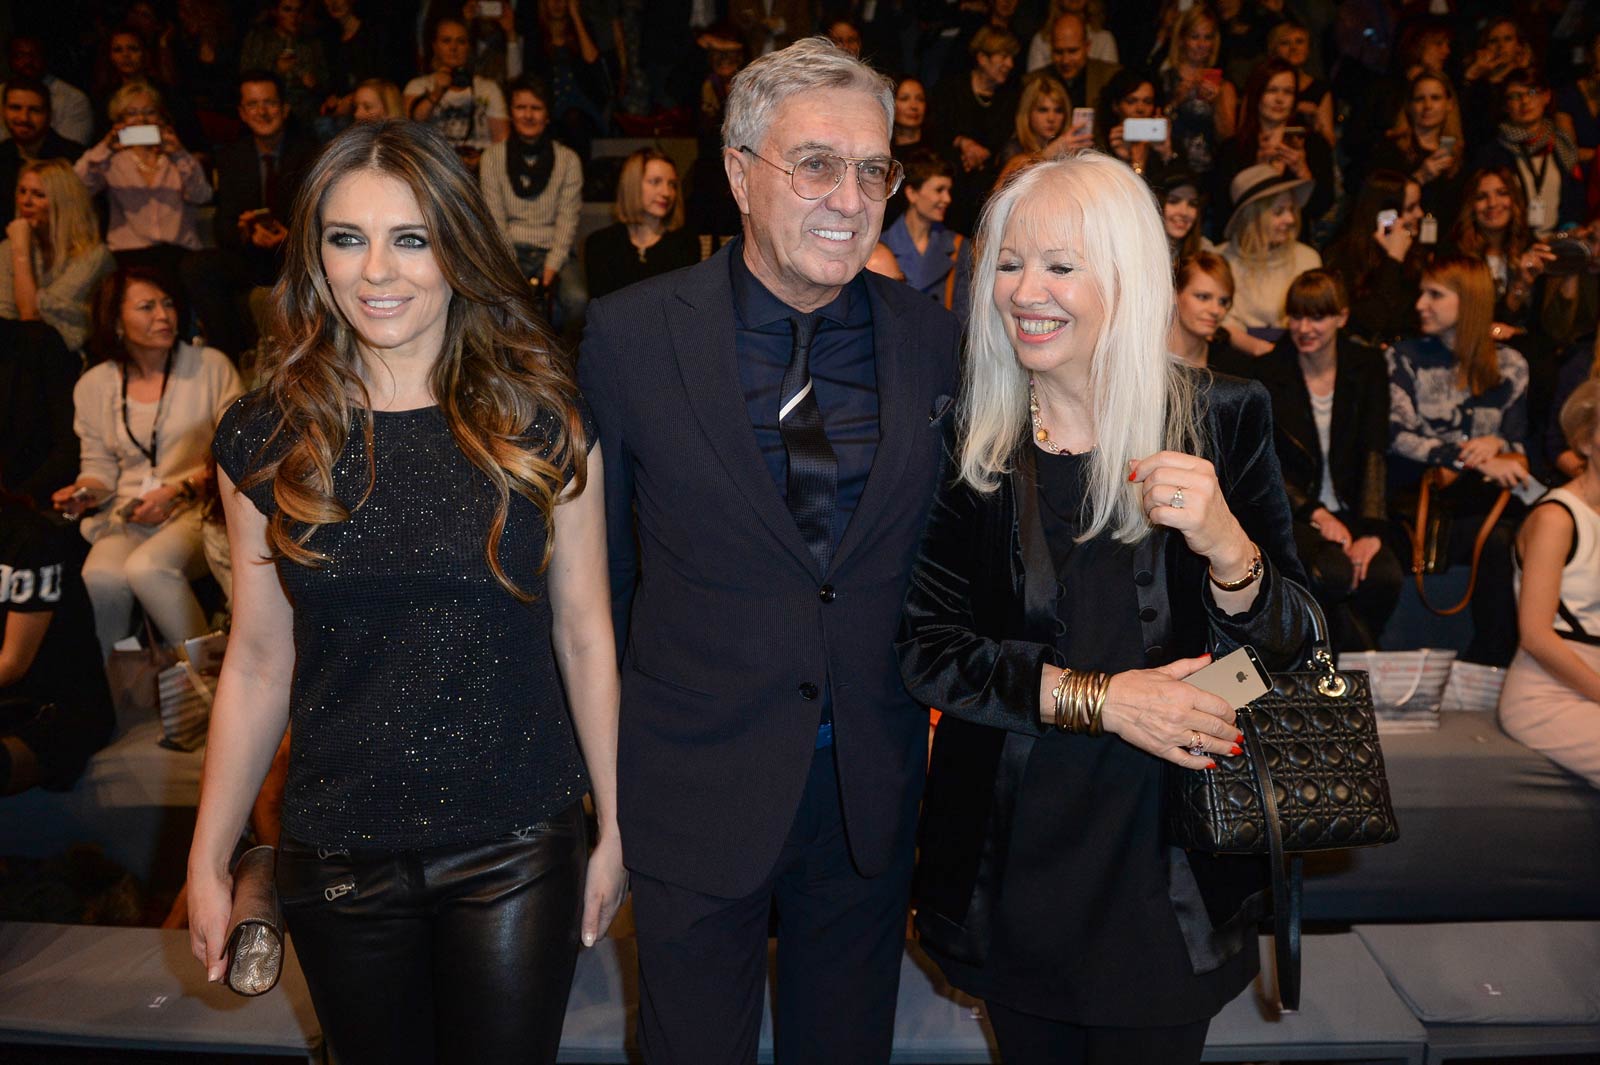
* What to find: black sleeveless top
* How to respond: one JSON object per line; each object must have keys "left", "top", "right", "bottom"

{"left": 213, "top": 393, "right": 593, "bottom": 848}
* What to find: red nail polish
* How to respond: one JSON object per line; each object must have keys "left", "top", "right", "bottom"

{"left": 1229, "top": 745, "right": 1242, "bottom": 757}
{"left": 1204, "top": 761, "right": 1217, "bottom": 770}
{"left": 1128, "top": 468, "right": 1138, "bottom": 482}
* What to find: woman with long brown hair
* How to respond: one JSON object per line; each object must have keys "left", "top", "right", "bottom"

{"left": 1387, "top": 254, "right": 1530, "bottom": 665}
{"left": 185, "top": 120, "right": 625, "bottom": 1063}
{"left": 1448, "top": 166, "right": 1552, "bottom": 333}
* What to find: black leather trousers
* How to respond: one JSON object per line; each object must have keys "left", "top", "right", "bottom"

{"left": 277, "top": 802, "right": 587, "bottom": 1065}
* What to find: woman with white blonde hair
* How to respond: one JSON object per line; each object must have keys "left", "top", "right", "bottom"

{"left": 897, "top": 151, "right": 1313, "bottom": 1063}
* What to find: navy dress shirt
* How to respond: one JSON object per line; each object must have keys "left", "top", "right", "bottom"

{"left": 730, "top": 242, "right": 880, "bottom": 746}
{"left": 730, "top": 241, "right": 880, "bottom": 555}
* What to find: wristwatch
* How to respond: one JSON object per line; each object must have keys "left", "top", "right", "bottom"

{"left": 1209, "top": 542, "right": 1263, "bottom": 591}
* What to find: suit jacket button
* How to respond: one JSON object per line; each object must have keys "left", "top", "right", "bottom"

{"left": 818, "top": 585, "right": 836, "bottom": 603}
{"left": 1134, "top": 570, "right": 1154, "bottom": 586}
{"left": 1139, "top": 607, "right": 1158, "bottom": 622}
{"left": 799, "top": 682, "right": 819, "bottom": 700}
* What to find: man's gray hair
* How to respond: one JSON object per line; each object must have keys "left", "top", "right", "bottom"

{"left": 722, "top": 37, "right": 894, "bottom": 153}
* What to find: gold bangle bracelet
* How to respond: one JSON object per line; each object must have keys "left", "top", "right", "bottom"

{"left": 1051, "top": 667, "right": 1072, "bottom": 731}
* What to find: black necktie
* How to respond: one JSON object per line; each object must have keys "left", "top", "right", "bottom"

{"left": 260, "top": 151, "right": 276, "bottom": 210}
{"left": 780, "top": 313, "right": 838, "bottom": 573}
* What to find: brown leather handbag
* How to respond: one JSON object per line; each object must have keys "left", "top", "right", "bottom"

{"left": 1408, "top": 463, "right": 1516, "bottom": 616}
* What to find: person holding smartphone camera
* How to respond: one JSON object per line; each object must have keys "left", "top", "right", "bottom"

{"left": 1095, "top": 68, "right": 1172, "bottom": 181}
{"left": 1216, "top": 59, "right": 1332, "bottom": 234}
{"left": 73, "top": 80, "right": 212, "bottom": 283}
{"left": 1372, "top": 72, "right": 1467, "bottom": 226}
{"left": 1324, "top": 170, "right": 1424, "bottom": 346}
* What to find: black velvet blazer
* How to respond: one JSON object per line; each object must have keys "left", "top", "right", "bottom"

{"left": 1243, "top": 338, "right": 1390, "bottom": 536}
{"left": 896, "top": 371, "right": 1313, "bottom": 974}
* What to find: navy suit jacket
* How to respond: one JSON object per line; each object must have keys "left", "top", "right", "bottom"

{"left": 578, "top": 243, "right": 961, "bottom": 897}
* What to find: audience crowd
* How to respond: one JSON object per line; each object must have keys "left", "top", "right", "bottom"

{"left": 5, "top": 2, "right": 1600, "bottom": 795}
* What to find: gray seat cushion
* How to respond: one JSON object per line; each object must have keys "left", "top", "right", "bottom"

{"left": 1356, "top": 922, "right": 1600, "bottom": 1025}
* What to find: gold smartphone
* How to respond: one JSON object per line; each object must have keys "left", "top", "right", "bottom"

{"left": 1187, "top": 645, "right": 1272, "bottom": 710}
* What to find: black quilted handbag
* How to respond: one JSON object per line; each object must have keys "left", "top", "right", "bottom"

{"left": 1166, "top": 593, "right": 1399, "bottom": 1011}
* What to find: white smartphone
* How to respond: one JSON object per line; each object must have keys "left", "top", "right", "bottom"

{"left": 118, "top": 124, "right": 161, "bottom": 147}
{"left": 1070, "top": 107, "right": 1095, "bottom": 139}
{"left": 1187, "top": 646, "right": 1272, "bottom": 710}
{"left": 1123, "top": 117, "right": 1168, "bottom": 142}
{"left": 1377, "top": 208, "right": 1399, "bottom": 234}
{"left": 477, "top": 0, "right": 504, "bottom": 14}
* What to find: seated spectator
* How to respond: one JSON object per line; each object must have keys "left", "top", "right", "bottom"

{"left": 0, "top": 159, "right": 115, "bottom": 354}
{"left": 1215, "top": 0, "right": 1277, "bottom": 89}
{"left": 685, "top": 28, "right": 746, "bottom": 245}
{"left": 1323, "top": 169, "right": 1424, "bottom": 347}
{"left": 1475, "top": 67, "right": 1584, "bottom": 232}
{"left": 1248, "top": 269, "right": 1401, "bottom": 650}
{"left": 1157, "top": 170, "right": 1210, "bottom": 263}
{"left": 91, "top": 25, "right": 163, "bottom": 134}
{"left": 1548, "top": 333, "right": 1599, "bottom": 479}
{"left": 169, "top": 0, "right": 241, "bottom": 145}
{"left": 1501, "top": 379, "right": 1600, "bottom": 789}
{"left": 1215, "top": 57, "right": 1334, "bottom": 231}
{"left": 350, "top": 78, "right": 404, "bottom": 121}
{"left": 1449, "top": 166, "right": 1551, "bottom": 334}
{"left": 180, "top": 72, "right": 317, "bottom": 362}
{"left": 1038, "top": 11, "right": 1120, "bottom": 112}
{"left": 0, "top": 35, "right": 93, "bottom": 146}
{"left": 927, "top": 26, "right": 1022, "bottom": 234}
{"left": 1460, "top": 16, "right": 1534, "bottom": 151}
{"left": 893, "top": 76, "right": 927, "bottom": 151}
{"left": 51, "top": 268, "right": 241, "bottom": 659}
{"left": 1167, "top": 250, "right": 1251, "bottom": 374}
{"left": 1388, "top": 254, "right": 1530, "bottom": 666}
{"left": 1356, "top": 19, "right": 1453, "bottom": 171}
{"left": 998, "top": 74, "right": 1070, "bottom": 167}
{"left": 240, "top": 0, "right": 329, "bottom": 131}
{"left": 318, "top": 0, "right": 406, "bottom": 132}
{"left": 824, "top": 16, "right": 863, "bottom": 58}
{"left": 730, "top": 0, "right": 812, "bottom": 58}
{"left": 1554, "top": 30, "right": 1600, "bottom": 171}
{"left": 462, "top": 0, "right": 531, "bottom": 83}
{"left": 0, "top": 76, "right": 87, "bottom": 228}
{"left": 1217, "top": 163, "right": 1320, "bottom": 343}
{"left": 480, "top": 76, "right": 583, "bottom": 328}
{"left": 877, "top": 149, "right": 971, "bottom": 319}
{"left": 526, "top": 0, "right": 611, "bottom": 160}
{"left": 1, "top": 487, "right": 114, "bottom": 796}
{"left": 406, "top": 17, "right": 509, "bottom": 172}
{"left": 1371, "top": 72, "right": 1467, "bottom": 227}
{"left": 1024, "top": 0, "right": 1120, "bottom": 71}
{"left": 1266, "top": 20, "right": 1333, "bottom": 145}
{"left": 584, "top": 147, "right": 698, "bottom": 301}
{"left": 1095, "top": 67, "right": 1172, "bottom": 181}
{"left": 74, "top": 80, "right": 212, "bottom": 282}
{"left": 1157, "top": 4, "right": 1237, "bottom": 178}
{"left": 0, "top": 311, "right": 77, "bottom": 510}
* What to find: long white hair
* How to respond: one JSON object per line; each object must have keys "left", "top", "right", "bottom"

{"left": 957, "top": 151, "right": 1202, "bottom": 544}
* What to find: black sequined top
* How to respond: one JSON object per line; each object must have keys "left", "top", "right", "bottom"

{"left": 213, "top": 393, "right": 592, "bottom": 848}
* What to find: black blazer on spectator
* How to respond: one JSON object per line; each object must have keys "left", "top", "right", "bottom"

{"left": 212, "top": 130, "right": 320, "bottom": 266}
{"left": 578, "top": 244, "right": 961, "bottom": 898}
{"left": 1243, "top": 336, "right": 1389, "bottom": 533}
{"left": 0, "top": 131, "right": 85, "bottom": 226}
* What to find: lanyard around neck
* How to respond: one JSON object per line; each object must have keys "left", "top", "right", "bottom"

{"left": 121, "top": 346, "right": 175, "bottom": 469}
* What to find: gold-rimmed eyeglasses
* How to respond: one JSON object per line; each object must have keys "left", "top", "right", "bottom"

{"left": 738, "top": 145, "right": 905, "bottom": 201}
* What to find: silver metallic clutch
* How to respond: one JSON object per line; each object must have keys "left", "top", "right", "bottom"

{"left": 224, "top": 845, "right": 283, "bottom": 996}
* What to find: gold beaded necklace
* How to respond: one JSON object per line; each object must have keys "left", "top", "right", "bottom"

{"left": 1028, "top": 380, "right": 1071, "bottom": 455}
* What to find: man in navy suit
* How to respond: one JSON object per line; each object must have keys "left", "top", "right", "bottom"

{"left": 579, "top": 36, "right": 961, "bottom": 1065}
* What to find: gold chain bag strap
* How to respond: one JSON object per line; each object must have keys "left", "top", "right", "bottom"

{"left": 1165, "top": 590, "right": 1400, "bottom": 1010}
{"left": 223, "top": 845, "right": 284, "bottom": 996}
